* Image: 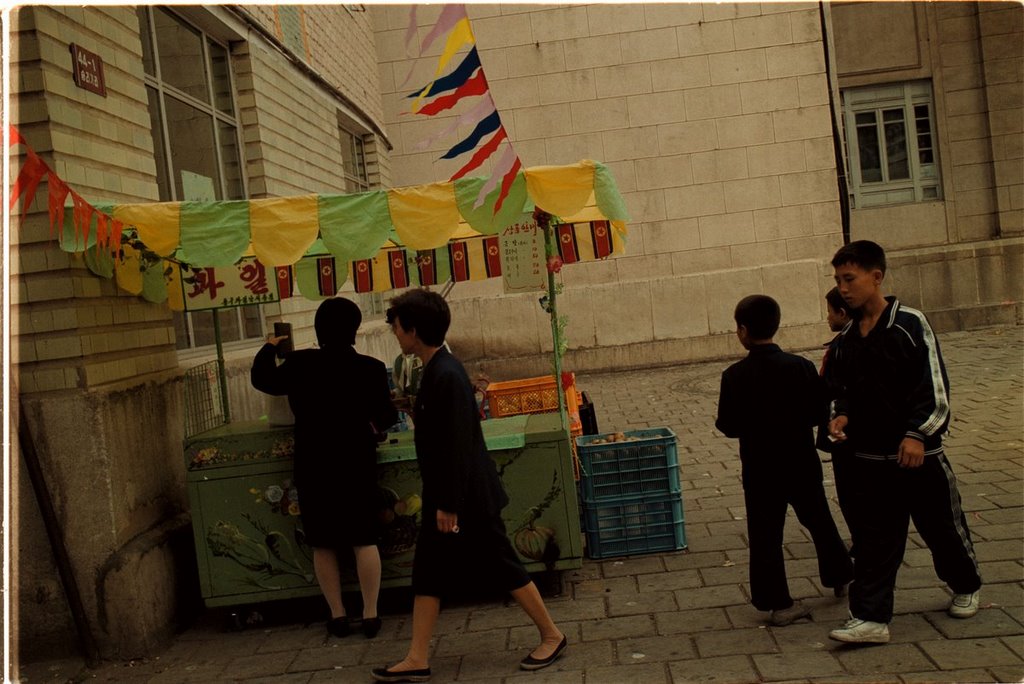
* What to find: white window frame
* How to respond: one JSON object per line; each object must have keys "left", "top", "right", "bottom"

{"left": 841, "top": 80, "right": 942, "bottom": 209}
{"left": 138, "top": 7, "right": 265, "bottom": 352}
{"left": 338, "top": 120, "right": 370, "bottom": 193}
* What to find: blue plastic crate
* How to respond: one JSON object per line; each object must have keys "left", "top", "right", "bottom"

{"left": 583, "top": 492, "right": 687, "bottom": 559}
{"left": 576, "top": 428, "right": 680, "bottom": 501}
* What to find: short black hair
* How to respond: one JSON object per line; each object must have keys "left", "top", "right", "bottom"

{"left": 314, "top": 297, "right": 361, "bottom": 348}
{"left": 825, "top": 286, "right": 853, "bottom": 316}
{"left": 386, "top": 288, "right": 450, "bottom": 347}
{"left": 734, "top": 294, "right": 780, "bottom": 340}
{"left": 831, "top": 240, "right": 887, "bottom": 274}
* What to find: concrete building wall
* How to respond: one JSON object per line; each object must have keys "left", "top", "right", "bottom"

{"left": 373, "top": 3, "right": 845, "bottom": 377}
{"left": 832, "top": 1, "right": 1023, "bottom": 329}
{"left": 12, "top": 4, "right": 390, "bottom": 661}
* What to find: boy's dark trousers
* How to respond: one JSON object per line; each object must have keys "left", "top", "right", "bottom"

{"left": 844, "top": 451, "right": 982, "bottom": 624}
{"left": 743, "top": 461, "right": 853, "bottom": 612}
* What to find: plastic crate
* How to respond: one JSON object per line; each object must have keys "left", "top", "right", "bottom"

{"left": 486, "top": 375, "right": 582, "bottom": 432}
{"left": 583, "top": 493, "right": 687, "bottom": 559}
{"left": 576, "top": 428, "right": 679, "bottom": 501}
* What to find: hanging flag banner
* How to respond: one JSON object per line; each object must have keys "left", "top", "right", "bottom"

{"left": 181, "top": 257, "right": 279, "bottom": 311}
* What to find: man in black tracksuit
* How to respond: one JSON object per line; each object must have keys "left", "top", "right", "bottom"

{"left": 825, "top": 241, "right": 982, "bottom": 645}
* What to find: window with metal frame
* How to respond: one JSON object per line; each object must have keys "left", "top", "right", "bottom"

{"left": 138, "top": 7, "right": 263, "bottom": 351}
{"left": 338, "top": 119, "right": 370, "bottom": 193}
{"left": 841, "top": 80, "right": 941, "bottom": 208}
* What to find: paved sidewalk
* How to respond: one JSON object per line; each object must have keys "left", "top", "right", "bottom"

{"left": 19, "top": 326, "right": 1024, "bottom": 683}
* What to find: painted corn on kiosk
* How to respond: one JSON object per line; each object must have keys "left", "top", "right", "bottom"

{"left": 60, "top": 160, "right": 629, "bottom": 607}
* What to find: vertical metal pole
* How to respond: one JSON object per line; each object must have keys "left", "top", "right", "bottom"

{"left": 541, "top": 218, "right": 568, "bottom": 434}
{"left": 213, "top": 312, "right": 231, "bottom": 422}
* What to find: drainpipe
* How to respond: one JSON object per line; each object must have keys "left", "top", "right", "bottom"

{"left": 819, "top": 2, "right": 851, "bottom": 244}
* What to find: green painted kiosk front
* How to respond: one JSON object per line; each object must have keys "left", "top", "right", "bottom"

{"left": 184, "top": 413, "right": 582, "bottom": 607}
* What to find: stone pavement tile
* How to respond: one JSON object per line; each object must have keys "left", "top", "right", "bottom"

{"left": 977, "top": 508, "right": 1024, "bottom": 525}
{"left": 546, "top": 596, "right": 607, "bottom": 622}
{"left": 684, "top": 533, "right": 747, "bottom": 552}
{"left": 706, "top": 519, "right": 747, "bottom": 537}
{"left": 608, "top": 589, "right": 678, "bottom": 616}
{"left": 564, "top": 564, "right": 601, "bottom": 582}
{"left": 898, "top": 669, "right": 995, "bottom": 683}
{"left": 503, "top": 668, "right": 584, "bottom": 683}
{"left": 698, "top": 561, "right": 748, "bottom": 586}
{"left": 572, "top": 574, "right": 639, "bottom": 598}
{"left": 221, "top": 650, "right": 298, "bottom": 679}
{"left": 925, "top": 607, "right": 1024, "bottom": 639}
{"left": 918, "top": 636, "right": 1022, "bottom": 669}
{"left": 505, "top": 639, "right": 612, "bottom": 675}
{"left": 146, "top": 661, "right": 230, "bottom": 683}
{"left": 616, "top": 633, "right": 697, "bottom": 662}
{"left": 637, "top": 568, "right": 703, "bottom": 592}
{"left": 902, "top": 548, "right": 937, "bottom": 568}
{"left": 248, "top": 672, "right": 313, "bottom": 684}
{"left": 685, "top": 506, "right": 735, "bottom": 523}
{"left": 1001, "top": 603, "right": 1024, "bottom": 627}
{"left": 674, "top": 583, "right": 748, "bottom": 610}
{"left": 982, "top": 581, "right": 1024, "bottom": 608}
{"left": 976, "top": 540, "right": 1024, "bottom": 563}
{"left": 435, "top": 627, "right": 507, "bottom": 657}
{"left": 656, "top": 607, "right": 732, "bottom": 635}
{"left": 834, "top": 642, "right": 934, "bottom": 675}
{"left": 684, "top": 522, "right": 711, "bottom": 540}
{"left": 162, "top": 628, "right": 270, "bottom": 661}
{"left": 254, "top": 625, "right": 336, "bottom": 654}
{"left": 1002, "top": 633, "right": 1024, "bottom": 659}
{"left": 466, "top": 604, "right": 534, "bottom": 631}
{"left": 668, "top": 654, "right": 758, "bottom": 684}
{"left": 581, "top": 614, "right": 656, "bottom": 641}
{"left": 583, "top": 662, "right": 669, "bottom": 683}
{"left": 959, "top": 469, "right": 1017, "bottom": 484}
{"left": 725, "top": 602, "right": 767, "bottom": 628}
{"left": 892, "top": 587, "right": 957, "bottom": 615}
{"left": 752, "top": 651, "right": 846, "bottom": 680}
{"left": 663, "top": 550, "right": 729, "bottom": 571}
{"left": 508, "top": 622, "right": 582, "bottom": 650}
{"left": 288, "top": 639, "right": 372, "bottom": 671}
{"left": 694, "top": 626, "right": 777, "bottom": 657}
{"left": 601, "top": 555, "right": 666, "bottom": 578}
{"left": 896, "top": 565, "right": 955, "bottom": 589}
{"left": 990, "top": 664, "right": 1024, "bottom": 682}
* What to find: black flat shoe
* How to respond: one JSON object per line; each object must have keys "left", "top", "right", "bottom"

{"left": 519, "top": 635, "right": 567, "bottom": 671}
{"left": 327, "top": 616, "right": 351, "bottom": 638}
{"left": 362, "top": 616, "right": 382, "bottom": 639}
{"left": 371, "top": 665, "right": 431, "bottom": 682}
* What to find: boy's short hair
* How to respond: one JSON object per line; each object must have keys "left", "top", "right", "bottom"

{"left": 734, "top": 294, "right": 781, "bottom": 340}
{"left": 386, "top": 288, "right": 450, "bottom": 347}
{"left": 825, "top": 287, "right": 853, "bottom": 316}
{"left": 314, "top": 297, "right": 362, "bottom": 347}
{"left": 831, "top": 240, "right": 887, "bottom": 274}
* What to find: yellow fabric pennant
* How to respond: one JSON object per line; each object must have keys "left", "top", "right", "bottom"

{"left": 114, "top": 202, "right": 181, "bottom": 257}
{"left": 165, "top": 261, "right": 185, "bottom": 311}
{"left": 525, "top": 160, "right": 596, "bottom": 219}
{"left": 115, "top": 243, "right": 144, "bottom": 295}
{"left": 249, "top": 194, "right": 320, "bottom": 266}
{"left": 388, "top": 182, "right": 462, "bottom": 250}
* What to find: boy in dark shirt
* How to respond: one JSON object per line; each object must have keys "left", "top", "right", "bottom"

{"left": 826, "top": 241, "right": 981, "bottom": 644}
{"left": 717, "top": 295, "right": 853, "bottom": 626}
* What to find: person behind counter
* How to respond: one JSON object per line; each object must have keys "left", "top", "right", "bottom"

{"left": 372, "top": 289, "right": 566, "bottom": 683}
{"left": 251, "top": 297, "right": 397, "bottom": 640}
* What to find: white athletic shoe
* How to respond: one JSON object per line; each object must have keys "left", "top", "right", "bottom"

{"left": 948, "top": 591, "right": 980, "bottom": 618}
{"left": 828, "top": 617, "right": 890, "bottom": 644}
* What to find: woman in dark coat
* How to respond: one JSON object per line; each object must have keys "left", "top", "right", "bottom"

{"left": 372, "top": 289, "right": 566, "bottom": 683}
{"left": 251, "top": 297, "right": 396, "bottom": 639}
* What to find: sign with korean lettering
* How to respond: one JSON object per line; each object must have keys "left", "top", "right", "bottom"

{"left": 69, "top": 43, "right": 106, "bottom": 97}
{"left": 499, "top": 217, "right": 546, "bottom": 293}
{"left": 181, "top": 258, "right": 280, "bottom": 311}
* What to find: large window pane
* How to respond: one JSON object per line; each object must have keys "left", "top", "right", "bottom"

{"left": 146, "top": 86, "right": 172, "bottom": 201}
{"left": 165, "top": 96, "right": 219, "bottom": 201}
{"left": 209, "top": 40, "right": 234, "bottom": 116}
{"left": 883, "top": 109, "right": 909, "bottom": 180}
{"left": 855, "top": 116, "right": 882, "bottom": 183}
{"left": 154, "top": 8, "right": 209, "bottom": 103}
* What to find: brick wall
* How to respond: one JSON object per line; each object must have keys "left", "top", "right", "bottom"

{"left": 373, "top": 3, "right": 843, "bottom": 368}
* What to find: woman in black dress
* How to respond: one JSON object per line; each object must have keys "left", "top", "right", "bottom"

{"left": 251, "top": 297, "right": 396, "bottom": 638}
{"left": 372, "top": 289, "right": 566, "bottom": 683}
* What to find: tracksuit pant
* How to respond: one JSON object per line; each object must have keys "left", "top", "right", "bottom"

{"left": 844, "top": 451, "right": 982, "bottom": 623}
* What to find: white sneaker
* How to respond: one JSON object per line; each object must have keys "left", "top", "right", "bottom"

{"left": 948, "top": 591, "right": 980, "bottom": 618}
{"left": 829, "top": 617, "right": 890, "bottom": 644}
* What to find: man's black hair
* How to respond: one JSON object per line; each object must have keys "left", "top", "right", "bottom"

{"left": 734, "top": 294, "right": 780, "bottom": 341}
{"left": 314, "top": 297, "right": 362, "bottom": 348}
{"left": 386, "top": 288, "right": 450, "bottom": 347}
{"left": 831, "top": 240, "right": 887, "bottom": 274}
{"left": 825, "top": 286, "right": 853, "bottom": 316}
